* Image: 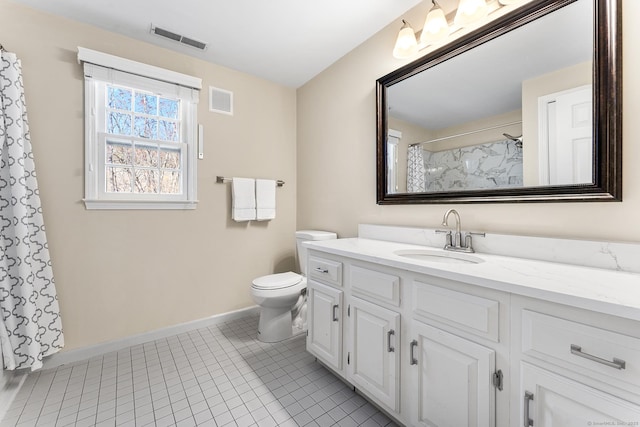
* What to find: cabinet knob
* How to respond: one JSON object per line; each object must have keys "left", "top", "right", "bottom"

{"left": 332, "top": 304, "right": 339, "bottom": 322}
{"left": 387, "top": 330, "right": 395, "bottom": 352}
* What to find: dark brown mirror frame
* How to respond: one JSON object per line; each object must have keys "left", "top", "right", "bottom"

{"left": 376, "top": 0, "right": 622, "bottom": 204}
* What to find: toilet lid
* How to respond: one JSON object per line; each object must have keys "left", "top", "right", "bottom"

{"left": 252, "top": 272, "right": 303, "bottom": 290}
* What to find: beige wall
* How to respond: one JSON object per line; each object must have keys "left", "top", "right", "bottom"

{"left": 1, "top": 0, "right": 297, "bottom": 351}
{"left": 521, "top": 61, "right": 592, "bottom": 186}
{"left": 297, "top": 0, "right": 640, "bottom": 242}
{"left": 388, "top": 117, "right": 433, "bottom": 147}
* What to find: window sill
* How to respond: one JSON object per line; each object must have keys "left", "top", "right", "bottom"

{"left": 83, "top": 199, "right": 198, "bottom": 210}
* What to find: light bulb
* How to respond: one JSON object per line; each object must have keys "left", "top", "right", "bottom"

{"left": 454, "top": 0, "right": 489, "bottom": 27}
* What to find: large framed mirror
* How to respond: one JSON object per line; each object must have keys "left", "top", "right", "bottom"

{"left": 376, "top": 0, "right": 621, "bottom": 204}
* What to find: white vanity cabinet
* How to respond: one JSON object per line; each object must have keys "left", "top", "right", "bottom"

{"left": 348, "top": 296, "right": 400, "bottom": 412}
{"left": 307, "top": 281, "right": 343, "bottom": 372}
{"left": 408, "top": 277, "right": 506, "bottom": 427}
{"left": 519, "top": 363, "right": 640, "bottom": 427}
{"left": 511, "top": 296, "right": 640, "bottom": 427}
{"left": 305, "top": 242, "right": 640, "bottom": 427}
{"left": 306, "top": 250, "right": 509, "bottom": 426}
{"left": 410, "top": 322, "right": 495, "bottom": 427}
{"left": 307, "top": 255, "right": 406, "bottom": 416}
{"left": 306, "top": 255, "right": 344, "bottom": 373}
{"left": 347, "top": 262, "right": 403, "bottom": 414}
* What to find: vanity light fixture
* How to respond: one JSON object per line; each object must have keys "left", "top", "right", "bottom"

{"left": 393, "top": 20, "right": 419, "bottom": 59}
{"left": 392, "top": 0, "right": 524, "bottom": 59}
{"left": 419, "top": 1, "right": 450, "bottom": 45}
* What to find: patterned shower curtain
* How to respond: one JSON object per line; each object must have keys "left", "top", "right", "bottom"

{"left": 407, "top": 144, "right": 426, "bottom": 192}
{"left": 0, "top": 50, "right": 63, "bottom": 371}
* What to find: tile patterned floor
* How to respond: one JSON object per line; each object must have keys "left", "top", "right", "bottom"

{"left": 1, "top": 315, "right": 398, "bottom": 427}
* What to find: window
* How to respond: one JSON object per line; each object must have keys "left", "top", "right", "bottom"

{"left": 79, "top": 48, "right": 201, "bottom": 209}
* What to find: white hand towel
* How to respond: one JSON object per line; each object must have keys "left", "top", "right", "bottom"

{"left": 256, "top": 179, "right": 276, "bottom": 221}
{"left": 232, "top": 178, "right": 256, "bottom": 221}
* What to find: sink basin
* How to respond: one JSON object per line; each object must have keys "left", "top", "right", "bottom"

{"left": 393, "top": 249, "right": 484, "bottom": 265}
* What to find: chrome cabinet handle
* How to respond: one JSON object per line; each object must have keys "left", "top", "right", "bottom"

{"left": 387, "top": 330, "right": 395, "bottom": 352}
{"left": 524, "top": 391, "right": 534, "bottom": 426}
{"left": 570, "top": 344, "right": 626, "bottom": 370}
{"left": 315, "top": 267, "right": 329, "bottom": 274}
{"left": 332, "top": 304, "right": 339, "bottom": 322}
{"left": 410, "top": 340, "right": 418, "bottom": 365}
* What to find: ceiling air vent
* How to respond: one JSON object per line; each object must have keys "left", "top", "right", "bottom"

{"left": 150, "top": 25, "right": 208, "bottom": 51}
{"left": 180, "top": 37, "right": 207, "bottom": 51}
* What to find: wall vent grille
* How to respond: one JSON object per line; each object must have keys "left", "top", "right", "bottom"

{"left": 209, "top": 87, "right": 233, "bottom": 115}
{"left": 151, "top": 25, "right": 208, "bottom": 51}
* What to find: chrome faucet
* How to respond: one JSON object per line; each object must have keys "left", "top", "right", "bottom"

{"left": 442, "top": 209, "right": 462, "bottom": 248}
{"left": 438, "top": 209, "right": 485, "bottom": 253}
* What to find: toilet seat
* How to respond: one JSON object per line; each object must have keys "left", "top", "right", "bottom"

{"left": 251, "top": 271, "right": 303, "bottom": 290}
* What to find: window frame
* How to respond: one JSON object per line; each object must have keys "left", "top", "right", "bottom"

{"left": 79, "top": 47, "right": 201, "bottom": 210}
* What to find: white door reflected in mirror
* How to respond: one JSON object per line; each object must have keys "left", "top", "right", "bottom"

{"left": 539, "top": 85, "right": 593, "bottom": 186}
{"left": 387, "top": 129, "right": 401, "bottom": 194}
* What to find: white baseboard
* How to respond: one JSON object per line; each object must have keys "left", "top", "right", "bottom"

{"left": 42, "top": 306, "right": 260, "bottom": 370}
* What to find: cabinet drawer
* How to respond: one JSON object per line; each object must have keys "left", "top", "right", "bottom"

{"left": 522, "top": 310, "right": 640, "bottom": 389}
{"left": 350, "top": 265, "right": 400, "bottom": 306}
{"left": 412, "top": 280, "right": 500, "bottom": 342}
{"left": 309, "top": 256, "right": 342, "bottom": 287}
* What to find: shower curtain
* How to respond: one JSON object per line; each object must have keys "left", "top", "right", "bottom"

{"left": 407, "top": 144, "right": 426, "bottom": 192}
{"left": 0, "top": 49, "right": 63, "bottom": 371}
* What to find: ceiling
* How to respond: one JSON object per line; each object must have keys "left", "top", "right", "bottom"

{"left": 11, "top": 0, "right": 423, "bottom": 88}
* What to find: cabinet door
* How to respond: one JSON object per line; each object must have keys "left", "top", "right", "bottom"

{"left": 306, "top": 281, "right": 343, "bottom": 372}
{"left": 411, "top": 321, "right": 496, "bottom": 427}
{"left": 348, "top": 297, "right": 401, "bottom": 412}
{"left": 520, "top": 362, "right": 640, "bottom": 427}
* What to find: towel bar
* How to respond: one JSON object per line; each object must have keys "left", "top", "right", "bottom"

{"left": 216, "top": 176, "right": 285, "bottom": 187}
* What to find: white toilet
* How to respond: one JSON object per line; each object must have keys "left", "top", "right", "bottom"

{"left": 251, "top": 230, "right": 337, "bottom": 343}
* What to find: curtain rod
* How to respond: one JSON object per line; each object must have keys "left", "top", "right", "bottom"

{"left": 409, "top": 120, "right": 522, "bottom": 147}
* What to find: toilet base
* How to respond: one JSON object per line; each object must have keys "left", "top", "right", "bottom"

{"left": 257, "top": 307, "right": 295, "bottom": 343}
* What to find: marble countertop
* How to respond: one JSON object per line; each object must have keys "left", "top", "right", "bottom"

{"left": 305, "top": 238, "right": 640, "bottom": 322}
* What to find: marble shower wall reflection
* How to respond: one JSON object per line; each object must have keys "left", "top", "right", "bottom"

{"left": 421, "top": 139, "right": 523, "bottom": 192}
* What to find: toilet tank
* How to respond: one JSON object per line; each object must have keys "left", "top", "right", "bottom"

{"left": 295, "top": 230, "right": 337, "bottom": 276}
